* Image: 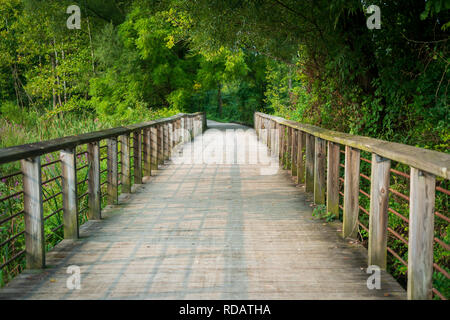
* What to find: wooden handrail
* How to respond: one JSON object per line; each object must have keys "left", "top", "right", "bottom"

{"left": 0, "top": 112, "right": 204, "bottom": 165}
{"left": 0, "top": 111, "right": 206, "bottom": 277}
{"left": 255, "top": 112, "right": 450, "bottom": 179}
{"left": 254, "top": 112, "right": 449, "bottom": 300}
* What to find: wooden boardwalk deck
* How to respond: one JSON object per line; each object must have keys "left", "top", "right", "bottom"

{"left": 0, "top": 121, "right": 405, "bottom": 299}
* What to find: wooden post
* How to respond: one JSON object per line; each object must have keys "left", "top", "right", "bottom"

{"left": 144, "top": 128, "right": 152, "bottom": 177}
{"left": 407, "top": 167, "right": 436, "bottom": 300}
{"left": 343, "top": 146, "right": 360, "bottom": 239}
{"left": 107, "top": 137, "right": 118, "bottom": 205}
{"left": 326, "top": 141, "right": 340, "bottom": 218}
{"left": 88, "top": 141, "right": 101, "bottom": 219}
{"left": 280, "top": 124, "right": 286, "bottom": 164}
{"left": 305, "top": 133, "right": 315, "bottom": 193}
{"left": 181, "top": 117, "right": 186, "bottom": 143}
{"left": 286, "top": 127, "right": 292, "bottom": 170}
{"left": 202, "top": 113, "right": 207, "bottom": 132}
{"left": 61, "top": 148, "right": 78, "bottom": 239}
{"left": 314, "top": 137, "right": 326, "bottom": 205}
{"left": 176, "top": 119, "right": 181, "bottom": 145}
{"left": 291, "top": 129, "right": 298, "bottom": 177}
{"left": 120, "top": 134, "right": 131, "bottom": 193}
{"left": 164, "top": 123, "right": 169, "bottom": 160}
{"left": 189, "top": 117, "right": 195, "bottom": 141}
{"left": 297, "top": 131, "right": 304, "bottom": 184}
{"left": 157, "top": 124, "right": 163, "bottom": 165}
{"left": 151, "top": 126, "right": 158, "bottom": 171}
{"left": 133, "top": 130, "right": 142, "bottom": 184}
{"left": 368, "top": 154, "right": 391, "bottom": 269}
{"left": 168, "top": 123, "right": 173, "bottom": 158}
{"left": 21, "top": 156, "right": 45, "bottom": 269}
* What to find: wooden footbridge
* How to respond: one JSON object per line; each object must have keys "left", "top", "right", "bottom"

{"left": 0, "top": 112, "right": 448, "bottom": 300}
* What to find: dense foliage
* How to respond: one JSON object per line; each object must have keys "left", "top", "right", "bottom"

{"left": 0, "top": 0, "right": 448, "bottom": 298}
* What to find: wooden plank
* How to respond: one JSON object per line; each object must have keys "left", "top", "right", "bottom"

{"left": 326, "top": 141, "right": 340, "bottom": 218}
{"left": 291, "top": 129, "right": 298, "bottom": 177}
{"left": 297, "top": 130, "right": 305, "bottom": 184}
{"left": 255, "top": 112, "right": 450, "bottom": 179}
{"left": 407, "top": 167, "right": 436, "bottom": 300}
{"left": 368, "top": 154, "right": 390, "bottom": 269}
{"left": 107, "top": 137, "right": 118, "bottom": 205}
{"left": 343, "top": 146, "right": 360, "bottom": 239}
{"left": 313, "top": 137, "right": 326, "bottom": 205}
{"left": 60, "top": 148, "right": 78, "bottom": 239}
{"left": 21, "top": 156, "right": 45, "bottom": 269}
{"left": 87, "top": 142, "right": 101, "bottom": 220}
{"left": 133, "top": 130, "right": 143, "bottom": 184}
{"left": 120, "top": 134, "right": 131, "bottom": 194}
{"left": 305, "top": 134, "right": 315, "bottom": 193}
{"left": 143, "top": 128, "right": 152, "bottom": 177}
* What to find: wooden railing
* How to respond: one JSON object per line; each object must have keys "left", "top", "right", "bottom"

{"left": 254, "top": 112, "right": 450, "bottom": 300}
{"left": 0, "top": 112, "right": 205, "bottom": 277}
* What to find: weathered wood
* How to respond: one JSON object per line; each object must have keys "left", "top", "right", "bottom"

{"left": 0, "top": 121, "right": 405, "bottom": 300}
{"left": 297, "top": 130, "right": 305, "bottom": 184}
{"left": 157, "top": 124, "right": 163, "bottom": 165}
{"left": 368, "top": 154, "right": 391, "bottom": 269}
{"left": 120, "top": 134, "right": 131, "bottom": 194}
{"left": 343, "top": 146, "right": 360, "bottom": 239}
{"left": 255, "top": 112, "right": 450, "bottom": 179}
{"left": 280, "top": 125, "right": 286, "bottom": 165}
{"left": 286, "top": 127, "right": 292, "bottom": 170}
{"left": 314, "top": 137, "right": 326, "bottom": 205}
{"left": 190, "top": 117, "right": 194, "bottom": 141}
{"left": 143, "top": 128, "right": 152, "bottom": 177}
{"left": 21, "top": 156, "right": 45, "bottom": 269}
{"left": 133, "top": 130, "right": 143, "bottom": 184}
{"left": 326, "top": 141, "right": 340, "bottom": 218}
{"left": 60, "top": 148, "right": 78, "bottom": 239}
{"left": 267, "top": 119, "right": 272, "bottom": 154}
{"left": 407, "top": 167, "right": 436, "bottom": 300}
{"left": 107, "top": 137, "right": 118, "bottom": 205}
{"left": 87, "top": 142, "right": 101, "bottom": 220}
{"left": 151, "top": 126, "right": 158, "bottom": 171}
{"left": 169, "top": 123, "right": 173, "bottom": 158}
{"left": 0, "top": 112, "right": 206, "bottom": 165}
{"left": 164, "top": 123, "right": 169, "bottom": 160}
{"left": 202, "top": 113, "right": 207, "bottom": 132}
{"left": 305, "top": 134, "right": 315, "bottom": 193}
{"left": 291, "top": 129, "right": 298, "bottom": 177}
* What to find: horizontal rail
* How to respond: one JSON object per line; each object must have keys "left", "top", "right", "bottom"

{"left": 0, "top": 112, "right": 204, "bottom": 164}
{"left": 256, "top": 112, "right": 450, "bottom": 179}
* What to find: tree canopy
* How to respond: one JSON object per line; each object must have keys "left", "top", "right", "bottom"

{"left": 0, "top": 0, "right": 448, "bottom": 152}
